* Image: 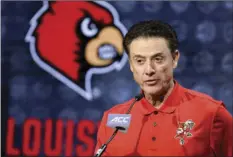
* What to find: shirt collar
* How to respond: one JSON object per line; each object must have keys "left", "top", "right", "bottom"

{"left": 139, "top": 80, "right": 183, "bottom": 115}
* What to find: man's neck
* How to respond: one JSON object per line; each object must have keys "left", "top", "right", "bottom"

{"left": 144, "top": 80, "right": 175, "bottom": 109}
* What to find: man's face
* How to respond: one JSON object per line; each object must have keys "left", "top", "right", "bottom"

{"left": 129, "top": 37, "right": 179, "bottom": 96}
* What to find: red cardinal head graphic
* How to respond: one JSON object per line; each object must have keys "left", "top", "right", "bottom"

{"left": 25, "top": 1, "right": 127, "bottom": 100}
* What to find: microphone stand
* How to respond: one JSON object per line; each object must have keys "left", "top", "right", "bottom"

{"left": 94, "top": 94, "right": 143, "bottom": 157}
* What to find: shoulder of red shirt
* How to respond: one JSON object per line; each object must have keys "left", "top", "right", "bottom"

{"left": 184, "top": 86, "right": 225, "bottom": 107}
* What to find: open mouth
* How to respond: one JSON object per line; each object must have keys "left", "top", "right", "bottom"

{"left": 98, "top": 44, "right": 117, "bottom": 60}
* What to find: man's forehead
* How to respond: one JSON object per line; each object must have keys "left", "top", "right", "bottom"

{"left": 130, "top": 37, "right": 168, "bottom": 47}
{"left": 129, "top": 38, "right": 170, "bottom": 55}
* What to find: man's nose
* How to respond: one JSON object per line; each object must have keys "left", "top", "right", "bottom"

{"left": 145, "top": 61, "right": 155, "bottom": 76}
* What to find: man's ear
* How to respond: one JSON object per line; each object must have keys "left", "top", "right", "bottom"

{"left": 173, "top": 50, "right": 180, "bottom": 69}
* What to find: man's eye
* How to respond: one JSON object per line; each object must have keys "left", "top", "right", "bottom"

{"left": 155, "top": 57, "right": 163, "bottom": 62}
{"left": 136, "top": 59, "right": 144, "bottom": 64}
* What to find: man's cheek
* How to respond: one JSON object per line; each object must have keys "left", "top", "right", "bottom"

{"left": 159, "top": 64, "right": 168, "bottom": 72}
{"left": 158, "top": 67, "right": 171, "bottom": 80}
{"left": 156, "top": 66, "right": 167, "bottom": 77}
{"left": 160, "top": 64, "right": 173, "bottom": 76}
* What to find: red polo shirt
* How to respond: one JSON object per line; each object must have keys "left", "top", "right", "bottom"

{"left": 94, "top": 81, "right": 232, "bottom": 156}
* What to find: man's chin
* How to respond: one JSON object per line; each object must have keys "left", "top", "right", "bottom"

{"left": 142, "top": 86, "right": 162, "bottom": 96}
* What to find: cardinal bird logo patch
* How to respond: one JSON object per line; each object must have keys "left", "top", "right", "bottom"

{"left": 25, "top": 1, "right": 128, "bottom": 100}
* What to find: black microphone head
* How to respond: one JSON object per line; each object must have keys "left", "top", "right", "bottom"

{"left": 135, "top": 93, "right": 144, "bottom": 101}
{"left": 115, "top": 126, "right": 126, "bottom": 130}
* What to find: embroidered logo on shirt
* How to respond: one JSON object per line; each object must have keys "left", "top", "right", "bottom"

{"left": 174, "top": 119, "right": 195, "bottom": 145}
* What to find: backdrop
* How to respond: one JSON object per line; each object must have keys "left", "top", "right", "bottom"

{"left": 1, "top": 1, "right": 232, "bottom": 156}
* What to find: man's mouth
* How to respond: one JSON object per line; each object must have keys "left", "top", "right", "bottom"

{"left": 144, "top": 79, "right": 158, "bottom": 85}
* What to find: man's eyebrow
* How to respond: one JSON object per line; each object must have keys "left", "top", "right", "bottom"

{"left": 132, "top": 52, "right": 164, "bottom": 58}
{"left": 133, "top": 54, "right": 145, "bottom": 58}
{"left": 151, "top": 52, "right": 164, "bottom": 58}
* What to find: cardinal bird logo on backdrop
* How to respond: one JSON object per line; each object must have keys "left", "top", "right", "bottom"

{"left": 25, "top": 1, "right": 127, "bottom": 100}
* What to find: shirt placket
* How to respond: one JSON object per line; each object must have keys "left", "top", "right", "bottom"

{"left": 147, "top": 111, "right": 160, "bottom": 154}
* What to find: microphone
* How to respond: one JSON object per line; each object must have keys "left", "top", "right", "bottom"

{"left": 94, "top": 93, "right": 143, "bottom": 157}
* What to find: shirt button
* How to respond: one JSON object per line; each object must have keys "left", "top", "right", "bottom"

{"left": 153, "top": 122, "right": 157, "bottom": 127}
{"left": 154, "top": 111, "right": 158, "bottom": 115}
{"left": 152, "top": 137, "right": 156, "bottom": 141}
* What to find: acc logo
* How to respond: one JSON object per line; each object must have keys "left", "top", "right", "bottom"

{"left": 25, "top": 1, "right": 128, "bottom": 101}
{"left": 110, "top": 117, "right": 130, "bottom": 123}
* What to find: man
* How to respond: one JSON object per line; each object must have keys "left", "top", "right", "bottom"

{"left": 94, "top": 20, "right": 232, "bottom": 156}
